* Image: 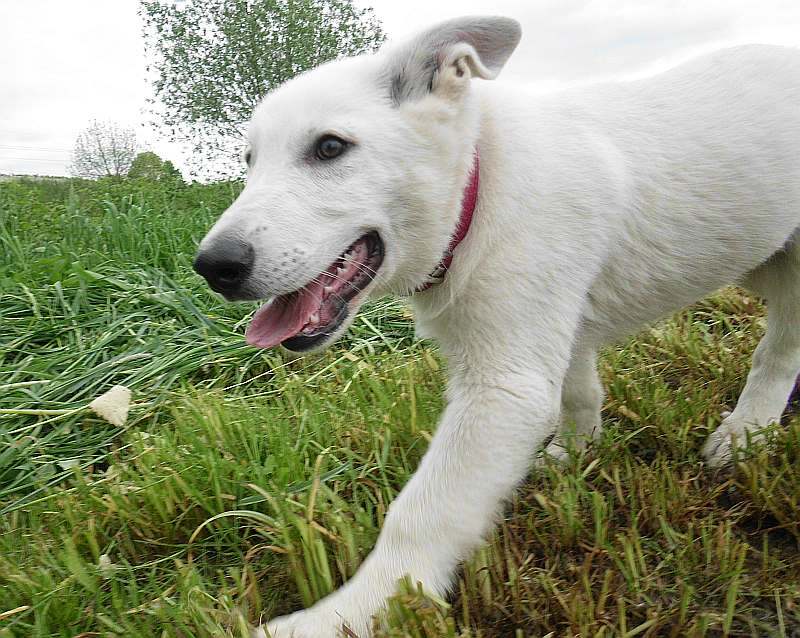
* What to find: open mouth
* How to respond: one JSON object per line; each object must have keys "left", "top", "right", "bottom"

{"left": 245, "top": 231, "right": 385, "bottom": 351}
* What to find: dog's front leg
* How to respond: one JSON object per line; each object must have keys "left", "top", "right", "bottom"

{"left": 259, "top": 370, "right": 561, "bottom": 637}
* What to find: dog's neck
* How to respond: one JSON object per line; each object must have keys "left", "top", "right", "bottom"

{"left": 416, "top": 151, "right": 480, "bottom": 293}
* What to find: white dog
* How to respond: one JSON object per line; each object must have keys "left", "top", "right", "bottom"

{"left": 193, "top": 16, "right": 800, "bottom": 637}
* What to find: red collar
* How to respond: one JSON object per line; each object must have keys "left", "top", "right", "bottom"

{"left": 416, "top": 151, "right": 479, "bottom": 293}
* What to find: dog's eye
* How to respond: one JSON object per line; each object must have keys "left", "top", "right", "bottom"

{"left": 315, "top": 135, "right": 348, "bottom": 161}
{"left": 244, "top": 147, "right": 252, "bottom": 166}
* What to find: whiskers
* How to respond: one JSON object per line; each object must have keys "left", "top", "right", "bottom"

{"left": 294, "top": 250, "right": 382, "bottom": 320}
{"left": 318, "top": 257, "right": 380, "bottom": 297}
{"left": 341, "top": 255, "right": 380, "bottom": 280}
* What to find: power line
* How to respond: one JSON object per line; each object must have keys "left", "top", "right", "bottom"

{"left": 0, "top": 157, "right": 70, "bottom": 163}
{"left": 0, "top": 154, "right": 70, "bottom": 159}
{"left": 0, "top": 145, "right": 73, "bottom": 152}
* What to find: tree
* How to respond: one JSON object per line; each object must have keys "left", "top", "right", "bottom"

{"left": 70, "top": 120, "right": 136, "bottom": 179}
{"left": 70, "top": 121, "right": 138, "bottom": 179}
{"left": 127, "top": 151, "right": 184, "bottom": 183}
{"left": 140, "top": 0, "right": 385, "bottom": 177}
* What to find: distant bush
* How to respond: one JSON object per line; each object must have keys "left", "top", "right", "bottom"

{"left": 127, "top": 151, "right": 184, "bottom": 184}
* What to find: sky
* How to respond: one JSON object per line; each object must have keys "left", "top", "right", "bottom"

{"left": 1, "top": 0, "right": 799, "bottom": 178}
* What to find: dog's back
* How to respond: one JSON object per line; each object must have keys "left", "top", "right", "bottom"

{"left": 510, "top": 46, "right": 800, "bottom": 343}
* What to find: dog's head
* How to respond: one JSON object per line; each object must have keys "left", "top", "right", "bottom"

{"left": 194, "top": 16, "right": 521, "bottom": 353}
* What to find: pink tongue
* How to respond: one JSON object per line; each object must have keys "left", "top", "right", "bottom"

{"left": 245, "top": 280, "right": 325, "bottom": 349}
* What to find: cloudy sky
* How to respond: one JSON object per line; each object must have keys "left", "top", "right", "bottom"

{"left": 2, "top": 0, "right": 799, "bottom": 177}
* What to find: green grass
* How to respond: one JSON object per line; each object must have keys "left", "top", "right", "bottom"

{"left": 1, "top": 177, "right": 798, "bottom": 637}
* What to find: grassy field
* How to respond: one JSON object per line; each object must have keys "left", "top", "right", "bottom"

{"left": 1, "top": 176, "right": 799, "bottom": 637}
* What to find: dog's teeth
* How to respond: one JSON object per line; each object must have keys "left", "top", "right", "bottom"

{"left": 310, "top": 312, "right": 320, "bottom": 324}
{"left": 324, "top": 285, "right": 334, "bottom": 294}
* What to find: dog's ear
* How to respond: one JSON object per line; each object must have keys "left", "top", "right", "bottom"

{"left": 386, "top": 16, "right": 522, "bottom": 103}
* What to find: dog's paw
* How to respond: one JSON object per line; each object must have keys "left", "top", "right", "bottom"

{"left": 702, "top": 431, "right": 732, "bottom": 468}
{"left": 702, "top": 414, "right": 768, "bottom": 467}
{"left": 540, "top": 439, "right": 570, "bottom": 464}
{"left": 539, "top": 431, "right": 599, "bottom": 465}
{"left": 256, "top": 604, "right": 370, "bottom": 638}
{"left": 256, "top": 612, "right": 338, "bottom": 638}
{"left": 702, "top": 411, "right": 732, "bottom": 467}
{"left": 702, "top": 416, "right": 742, "bottom": 467}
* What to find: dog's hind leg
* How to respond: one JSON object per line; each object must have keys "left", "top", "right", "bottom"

{"left": 703, "top": 236, "right": 800, "bottom": 466}
{"left": 543, "top": 346, "right": 604, "bottom": 461}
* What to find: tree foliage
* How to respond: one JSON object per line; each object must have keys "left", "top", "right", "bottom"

{"left": 140, "top": 0, "right": 385, "bottom": 177}
{"left": 70, "top": 121, "right": 138, "bottom": 179}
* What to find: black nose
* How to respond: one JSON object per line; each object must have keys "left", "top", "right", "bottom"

{"left": 193, "top": 238, "right": 255, "bottom": 293}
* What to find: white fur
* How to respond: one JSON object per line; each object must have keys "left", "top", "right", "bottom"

{"left": 198, "top": 17, "right": 800, "bottom": 637}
